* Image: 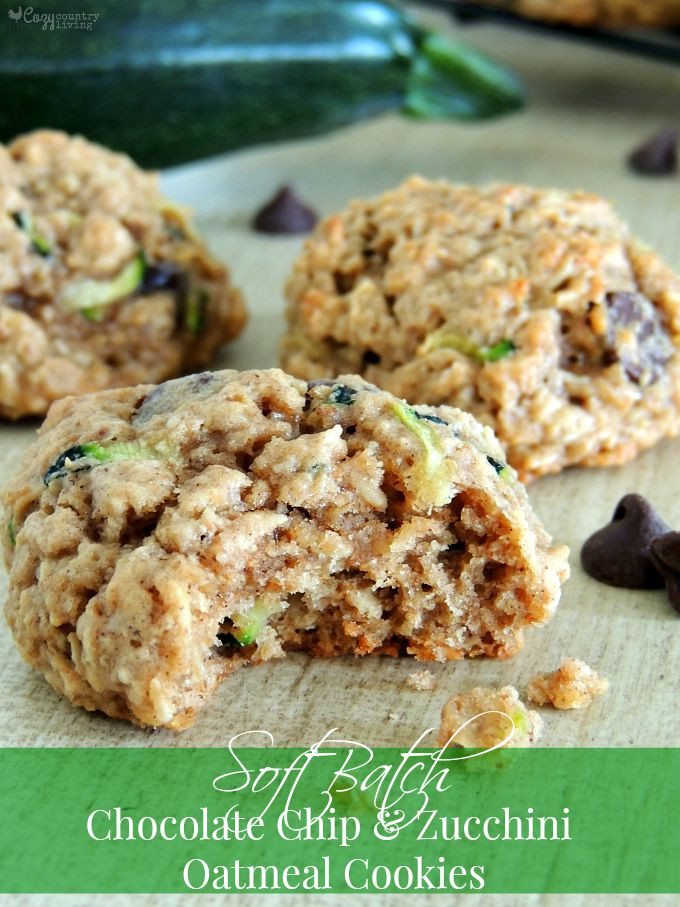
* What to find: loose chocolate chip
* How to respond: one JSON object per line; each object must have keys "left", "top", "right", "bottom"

{"left": 650, "top": 532, "right": 680, "bottom": 615}
{"left": 604, "top": 291, "right": 672, "bottom": 385}
{"left": 252, "top": 186, "right": 318, "bottom": 235}
{"left": 581, "top": 493, "right": 670, "bottom": 588}
{"left": 627, "top": 128, "right": 678, "bottom": 176}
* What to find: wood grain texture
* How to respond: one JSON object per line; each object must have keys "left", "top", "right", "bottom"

{"left": 1, "top": 11, "right": 679, "bottom": 904}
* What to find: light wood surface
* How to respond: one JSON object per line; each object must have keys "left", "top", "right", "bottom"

{"left": 1, "top": 11, "right": 680, "bottom": 902}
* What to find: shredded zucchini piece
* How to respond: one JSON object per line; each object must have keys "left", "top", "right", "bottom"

{"left": 391, "top": 401, "right": 454, "bottom": 507}
{"left": 419, "top": 330, "right": 515, "bottom": 363}
{"left": 60, "top": 251, "right": 146, "bottom": 321}
{"left": 43, "top": 438, "right": 177, "bottom": 485}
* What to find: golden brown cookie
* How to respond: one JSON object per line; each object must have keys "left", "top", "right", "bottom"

{"left": 2, "top": 368, "right": 568, "bottom": 729}
{"left": 0, "top": 130, "right": 246, "bottom": 418}
{"left": 281, "top": 177, "right": 680, "bottom": 481}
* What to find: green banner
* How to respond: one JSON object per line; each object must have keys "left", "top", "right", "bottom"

{"left": 1, "top": 742, "right": 678, "bottom": 894}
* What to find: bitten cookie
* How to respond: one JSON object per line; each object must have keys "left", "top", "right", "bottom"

{"left": 0, "top": 130, "right": 246, "bottom": 418}
{"left": 282, "top": 177, "right": 680, "bottom": 481}
{"left": 2, "top": 368, "right": 568, "bottom": 729}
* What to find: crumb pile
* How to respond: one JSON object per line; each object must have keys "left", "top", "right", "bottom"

{"left": 527, "top": 659, "right": 608, "bottom": 709}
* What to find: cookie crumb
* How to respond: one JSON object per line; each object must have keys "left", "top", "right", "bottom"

{"left": 526, "top": 658, "right": 608, "bottom": 710}
{"left": 406, "top": 669, "right": 435, "bottom": 691}
{"left": 581, "top": 493, "right": 669, "bottom": 589}
{"left": 438, "top": 685, "right": 542, "bottom": 749}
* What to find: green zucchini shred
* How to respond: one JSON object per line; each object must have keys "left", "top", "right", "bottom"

{"left": 420, "top": 330, "right": 516, "bottom": 363}
{"left": 7, "top": 520, "right": 16, "bottom": 546}
{"left": 60, "top": 251, "right": 146, "bottom": 321}
{"left": 11, "top": 211, "right": 51, "bottom": 256}
{"left": 510, "top": 709, "right": 528, "bottom": 736}
{"left": 222, "top": 597, "right": 284, "bottom": 647}
{"left": 391, "top": 401, "right": 454, "bottom": 507}
{"left": 486, "top": 454, "right": 515, "bottom": 484}
{"left": 484, "top": 339, "right": 516, "bottom": 362}
{"left": 43, "top": 438, "right": 177, "bottom": 485}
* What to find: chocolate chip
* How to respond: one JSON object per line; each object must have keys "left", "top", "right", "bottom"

{"left": 627, "top": 128, "right": 678, "bottom": 176}
{"left": 140, "top": 262, "right": 186, "bottom": 295}
{"left": 581, "top": 493, "right": 670, "bottom": 588}
{"left": 138, "top": 261, "right": 191, "bottom": 333}
{"left": 252, "top": 186, "right": 318, "bottom": 235}
{"left": 604, "top": 291, "right": 672, "bottom": 385}
{"left": 651, "top": 532, "right": 680, "bottom": 614}
{"left": 4, "top": 291, "right": 40, "bottom": 315}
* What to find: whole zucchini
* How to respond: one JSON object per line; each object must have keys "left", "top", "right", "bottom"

{"left": 0, "top": 0, "right": 522, "bottom": 168}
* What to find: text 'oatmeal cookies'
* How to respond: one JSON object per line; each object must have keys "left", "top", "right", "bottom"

{"left": 281, "top": 177, "right": 680, "bottom": 481}
{"left": 0, "top": 130, "right": 246, "bottom": 418}
{"left": 2, "top": 368, "right": 568, "bottom": 729}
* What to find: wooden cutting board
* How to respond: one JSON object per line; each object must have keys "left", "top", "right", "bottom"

{"left": 2, "top": 11, "right": 680, "bottom": 768}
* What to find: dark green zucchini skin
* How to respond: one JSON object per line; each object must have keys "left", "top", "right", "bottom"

{"left": 0, "top": 0, "right": 521, "bottom": 168}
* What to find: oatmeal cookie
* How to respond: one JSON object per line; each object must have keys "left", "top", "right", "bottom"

{"left": 526, "top": 659, "right": 608, "bottom": 709}
{"left": 467, "top": 0, "right": 680, "bottom": 28}
{"left": 438, "top": 685, "right": 542, "bottom": 748}
{"left": 2, "top": 368, "right": 567, "bottom": 729}
{"left": 0, "top": 130, "right": 246, "bottom": 418}
{"left": 282, "top": 177, "right": 680, "bottom": 481}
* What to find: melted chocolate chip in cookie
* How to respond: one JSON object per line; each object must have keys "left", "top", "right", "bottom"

{"left": 604, "top": 291, "right": 673, "bottom": 385}
{"left": 581, "top": 493, "right": 670, "bottom": 588}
